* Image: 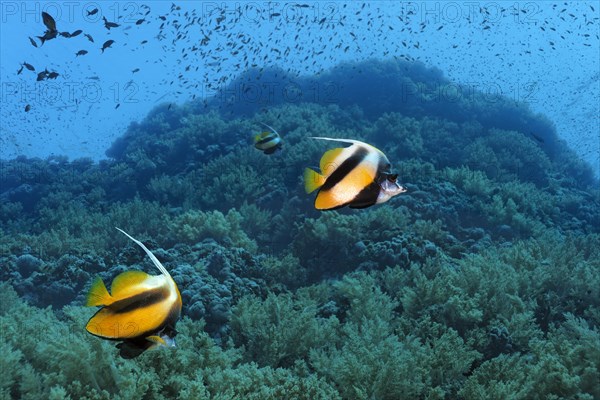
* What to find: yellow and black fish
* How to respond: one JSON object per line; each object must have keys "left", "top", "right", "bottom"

{"left": 304, "top": 137, "right": 406, "bottom": 210}
{"left": 85, "top": 228, "right": 182, "bottom": 359}
{"left": 254, "top": 122, "right": 282, "bottom": 154}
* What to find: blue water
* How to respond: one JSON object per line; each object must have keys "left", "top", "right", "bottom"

{"left": 1, "top": 1, "right": 598, "bottom": 174}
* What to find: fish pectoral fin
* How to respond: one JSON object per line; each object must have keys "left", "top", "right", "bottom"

{"left": 304, "top": 168, "right": 325, "bottom": 193}
{"left": 86, "top": 277, "right": 113, "bottom": 307}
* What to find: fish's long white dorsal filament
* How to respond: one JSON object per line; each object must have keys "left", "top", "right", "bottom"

{"left": 259, "top": 122, "right": 278, "bottom": 135}
{"left": 115, "top": 228, "right": 172, "bottom": 279}
{"left": 310, "top": 137, "right": 365, "bottom": 146}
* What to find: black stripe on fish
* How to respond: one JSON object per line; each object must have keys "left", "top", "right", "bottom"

{"left": 110, "top": 287, "right": 169, "bottom": 314}
{"left": 256, "top": 134, "right": 277, "bottom": 146}
{"left": 347, "top": 157, "right": 393, "bottom": 208}
{"left": 348, "top": 180, "right": 381, "bottom": 208}
{"left": 263, "top": 145, "right": 279, "bottom": 154}
{"left": 321, "top": 146, "right": 369, "bottom": 192}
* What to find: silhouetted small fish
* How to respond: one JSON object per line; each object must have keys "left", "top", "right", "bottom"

{"left": 42, "top": 12, "right": 57, "bottom": 32}
{"left": 37, "top": 30, "right": 58, "bottom": 45}
{"left": 17, "top": 65, "right": 23, "bottom": 75}
{"left": 132, "top": 68, "right": 140, "bottom": 73}
{"left": 84, "top": 33, "right": 94, "bottom": 42}
{"left": 115, "top": 103, "right": 120, "bottom": 109}
{"left": 23, "top": 62, "right": 35, "bottom": 71}
{"left": 25, "top": 104, "right": 31, "bottom": 112}
{"left": 136, "top": 19, "right": 145, "bottom": 25}
{"left": 87, "top": 8, "right": 98, "bottom": 16}
{"left": 140, "top": 40, "right": 148, "bottom": 44}
{"left": 70, "top": 29, "right": 83, "bottom": 37}
{"left": 47, "top": 71, "right": 59, "bottom": 79}
{"left": 28, "top": 36, "right": 38, "bottom": 47}
{"left": 60, "top": 31, "right": 71, "bottom": 38}
{"left": 101, "top": 39, "right": 115, "bottom": 53}
{"left": 76, "top": 50, "right": 88, "bottom": 56}
{"left": 103, "top": 16, "right": 120, "bottom": 29}
{"left": 36, "top": 70, "right": 47, "bottom": 81}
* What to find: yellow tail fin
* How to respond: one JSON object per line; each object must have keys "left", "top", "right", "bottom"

{"left": 304, "top": 168, "right": 325, "bottom": 193}
{"left": 86, "top": 277, "right": 113, "bottom": 307}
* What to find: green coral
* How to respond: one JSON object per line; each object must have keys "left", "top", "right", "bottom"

{"left": 169, "top": 209, "right": 258, "bottom": 253}
{"left": 231, "top": 293, "right": 339, "bottom": 368}
{"left": 1, "top": 58, "right": 599, "bottom": 399}
{"left": 0, "top": 284, "right": 340, "bottom": 399}
{"left": 309, "top": 273, "right": 480, "bottom": 399}
{"left": 460, "top": 314, "right": 600, "bottom": 399}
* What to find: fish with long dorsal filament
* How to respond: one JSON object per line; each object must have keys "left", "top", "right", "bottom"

{"left": 85, "top": 228, "right": 182, "bottom": 359}
{"left": 253, "top": 122, "right": 282, "bottom": 154}
{"left": 304, "top": 137, "right": 406, "bottom": 210}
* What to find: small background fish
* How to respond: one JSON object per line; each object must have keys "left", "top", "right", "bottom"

{"left": 253, "top": 122, "right": 282, "bottom": 154}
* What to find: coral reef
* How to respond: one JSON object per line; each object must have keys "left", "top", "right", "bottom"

{"left": 0, "top": 59, "right": 599, "bottom": 399}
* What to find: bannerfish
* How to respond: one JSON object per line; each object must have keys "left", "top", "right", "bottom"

{"left": 254, "top": 122, "right": 282, "bottom": 154}
{"left": 304, "top": 137, "right": 406, "bottom": 210}
{"left": 85, "top": 228, "right": 182, "bottom": 359}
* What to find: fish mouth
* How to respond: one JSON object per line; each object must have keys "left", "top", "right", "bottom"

{"left": 379, "top": 173, "right": 407, "bottom": 195}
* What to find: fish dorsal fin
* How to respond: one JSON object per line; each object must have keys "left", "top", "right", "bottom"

{"left": 254, "top": 131, "right": 271, "bottom": 142}
{"left": 319, "top": 147, "right": 344, "bottom": 175}
{"left": 116, "top": 228, "right": 172, "bottom": 280}
{"left": 110, "top": 270, "right": 151, "bottom": 298}
{"left": 312, "top": 136, "right": 384, "bottom": 156}
{"left": 86, "top": 277, "right": 112, "bottom": 307}
{"left": 312, "top": 136, "right": 389, "bottom": 170}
